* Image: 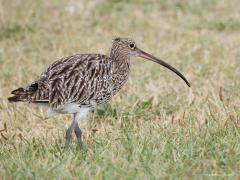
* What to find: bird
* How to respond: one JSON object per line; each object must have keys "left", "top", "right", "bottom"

{"left": 8, "top": 37, "right": 190, "bottom": 150}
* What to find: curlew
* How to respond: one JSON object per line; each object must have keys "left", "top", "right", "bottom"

{"left": 8, "top": 37, "right": 190, "bottom": 150}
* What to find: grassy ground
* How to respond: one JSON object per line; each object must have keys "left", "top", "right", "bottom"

{"left": 0, "top": 0, "right": 240, "bottom": 179}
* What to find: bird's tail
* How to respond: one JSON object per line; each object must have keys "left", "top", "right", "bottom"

{"left": 8, "top": 83, "right": 38, "bottom": 103}
{"left": 8, "top": 88, "right": 29, "bottom": 102}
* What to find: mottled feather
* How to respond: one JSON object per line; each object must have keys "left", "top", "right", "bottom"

{"left": 8, "top": 46, "right": 131, "bottom": 110}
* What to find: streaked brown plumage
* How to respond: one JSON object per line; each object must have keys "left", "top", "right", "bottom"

{"left": 8, "top": 37, "right": 190, "bottom": 150}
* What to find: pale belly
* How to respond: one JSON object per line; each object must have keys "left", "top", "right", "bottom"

{"left": 47, "top": 103, "right": 89, "bottom": 119}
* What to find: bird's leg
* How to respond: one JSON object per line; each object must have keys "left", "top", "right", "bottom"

{"left": 64, "top": 118, "right": 76, "bottom": 151}
{"left": 64, "top": 109, "right": 89, "bottom": 151}
{"left": 74, "top": 123, "right": 84, "bottom": 149}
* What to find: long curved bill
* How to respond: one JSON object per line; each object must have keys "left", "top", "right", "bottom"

{"left": 137, "top": 48, "right": 191, "bottom": 87}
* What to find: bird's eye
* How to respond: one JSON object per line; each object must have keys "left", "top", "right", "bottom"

{"left": 129, "top": 43, "right": 135, "bottom": 49}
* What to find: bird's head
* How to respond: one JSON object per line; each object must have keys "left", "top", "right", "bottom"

{"left": 112, "top": 37, "right": 138, "bottom": 56}
{"left": 111, "top": 37, "right": 191, "bottom": 87}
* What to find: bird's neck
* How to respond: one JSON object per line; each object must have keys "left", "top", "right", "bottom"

{"left": 109, "top": 48, "right": 131, "bottom": 90}
{"left": 110, "top": 48, "right": 131, "bottom": 70}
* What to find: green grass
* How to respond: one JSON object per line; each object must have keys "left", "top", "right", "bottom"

{"left": 0, "top": 0, "right": 240, "bottom": 179}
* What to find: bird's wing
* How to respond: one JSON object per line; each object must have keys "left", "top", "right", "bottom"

{"left": 9, "top": 54, "right": 111, "bottom": 108}
{"left": 43, "top": 54, "right": 111, "bottom": 109}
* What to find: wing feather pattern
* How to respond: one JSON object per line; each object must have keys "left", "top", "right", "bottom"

{"left": 9, "top": 54, "right": 114, "bottom": 110}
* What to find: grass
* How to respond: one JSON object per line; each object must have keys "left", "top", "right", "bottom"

{"left": 0, "top": 0, "right": 240, "bottom": 179}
